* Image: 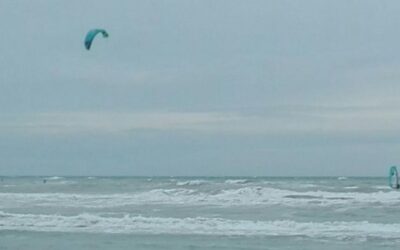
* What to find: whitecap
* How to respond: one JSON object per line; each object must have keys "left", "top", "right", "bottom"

{"left": 373, "top": 185, "right": 391, "bottom": 190}
{"left": 298, "top": 184, "right": 317, "bottom": 188}
{"left": 47, "top": 176, "right": 65, "bottom": 180}
{"left": 1, "top": 187, "right": 400, "bottom": 209}
{"left": 1, "top": 212, "right": 400, "bottom": 239}
{"left": 224, "top": 179, "right": 248, "bottom": 184}
{"left": 176, "top": 180, "right": 208, "bottom": 186}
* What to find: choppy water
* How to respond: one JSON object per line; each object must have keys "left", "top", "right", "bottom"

{"left": 0, "top": 176, "right": 399, "bottom": 249}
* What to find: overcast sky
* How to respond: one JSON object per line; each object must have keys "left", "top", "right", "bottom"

{"left": 1, "top": 0, "right": 400, "bottom": 176}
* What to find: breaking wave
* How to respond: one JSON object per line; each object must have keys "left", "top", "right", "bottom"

{"left": 224, "top": 179, "right": 248, "bottom": 184}
{"left": 46, "top": 176, "right": 64, "bottom": 180}
{"left": 1, "top": 187, "right": 400, "bottom": 209}
{"left": 0, "top": 211, "right": 399, "bottom": 239}
{"left": 176, "top": 180, "right": 209, "bottom": 186}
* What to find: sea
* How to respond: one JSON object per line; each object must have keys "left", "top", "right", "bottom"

{"left": 0, "top": 176, "right": 399, "bottom": 250}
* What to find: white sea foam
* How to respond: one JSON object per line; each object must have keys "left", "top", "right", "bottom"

{"left": 224, "top": 179, "right": 248, "bottom": 184}
{"left": 176, "top": 180, "right": 208, "bottom": 186}
{"left": 373, "top": 185, "right": 391, "bottom": 190}
{"left": 1, "top": 187, "right": 400, "bottom": 209}
{"left": 47, "top": 176, "right": 64, "bottom": 180}
{"left": 298, "top": 184, "right": 318, "bottom": 188}
{"left": 0, "top": 211, "right": 399, "bottom": 239}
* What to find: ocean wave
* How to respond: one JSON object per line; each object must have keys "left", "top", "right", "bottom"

{"left": 224, "top": 179, "right": 248, "bottom": 184}
{"left": 44, "top": 181, "right": 76, "bottom": 185}
{"left": 1, "top": 184, "right": 16, "bottom": 188}
{"left": 176, "top": 180, "right": 208, "bottom": 186}
{"left": 46, "top": 176, "right": 65, "bottom": 180}
{"left": 373, "top": 186, "right": 391, "bottom": 190}
{"left": 1, "top": 187, "right": 400, "bottom": 209}
{"left": 297, "top": 184, "right": 318, "bottom": 188}
{"left": 0, "top": 211, "right": 399, "bottom": 239}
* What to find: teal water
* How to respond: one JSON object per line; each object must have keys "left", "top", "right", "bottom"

{"left": 1, "top": 177, "right": 399, "bottom": 249}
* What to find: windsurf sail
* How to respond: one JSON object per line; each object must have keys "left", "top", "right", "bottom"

{"left": 389, "top": 166, "right": 399, "bottom": 189}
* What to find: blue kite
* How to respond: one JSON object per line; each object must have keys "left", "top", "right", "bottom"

{"left": 84, "top": 29, "right": 109, "bottom": 50}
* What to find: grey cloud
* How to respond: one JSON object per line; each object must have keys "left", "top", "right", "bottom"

{"left": 1, "top": 0, "right": 400, "bottom": 175}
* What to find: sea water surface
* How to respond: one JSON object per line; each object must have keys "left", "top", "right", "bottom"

{"left": 0, "top": 176, "right": 399, "bottom": 249}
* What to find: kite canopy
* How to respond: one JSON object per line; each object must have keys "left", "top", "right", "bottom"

{"left": 84, "top": 29, "right": 109, "bottom": 50}
{"left": 389, "top": 166, "right": 399, "bottom": 189}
